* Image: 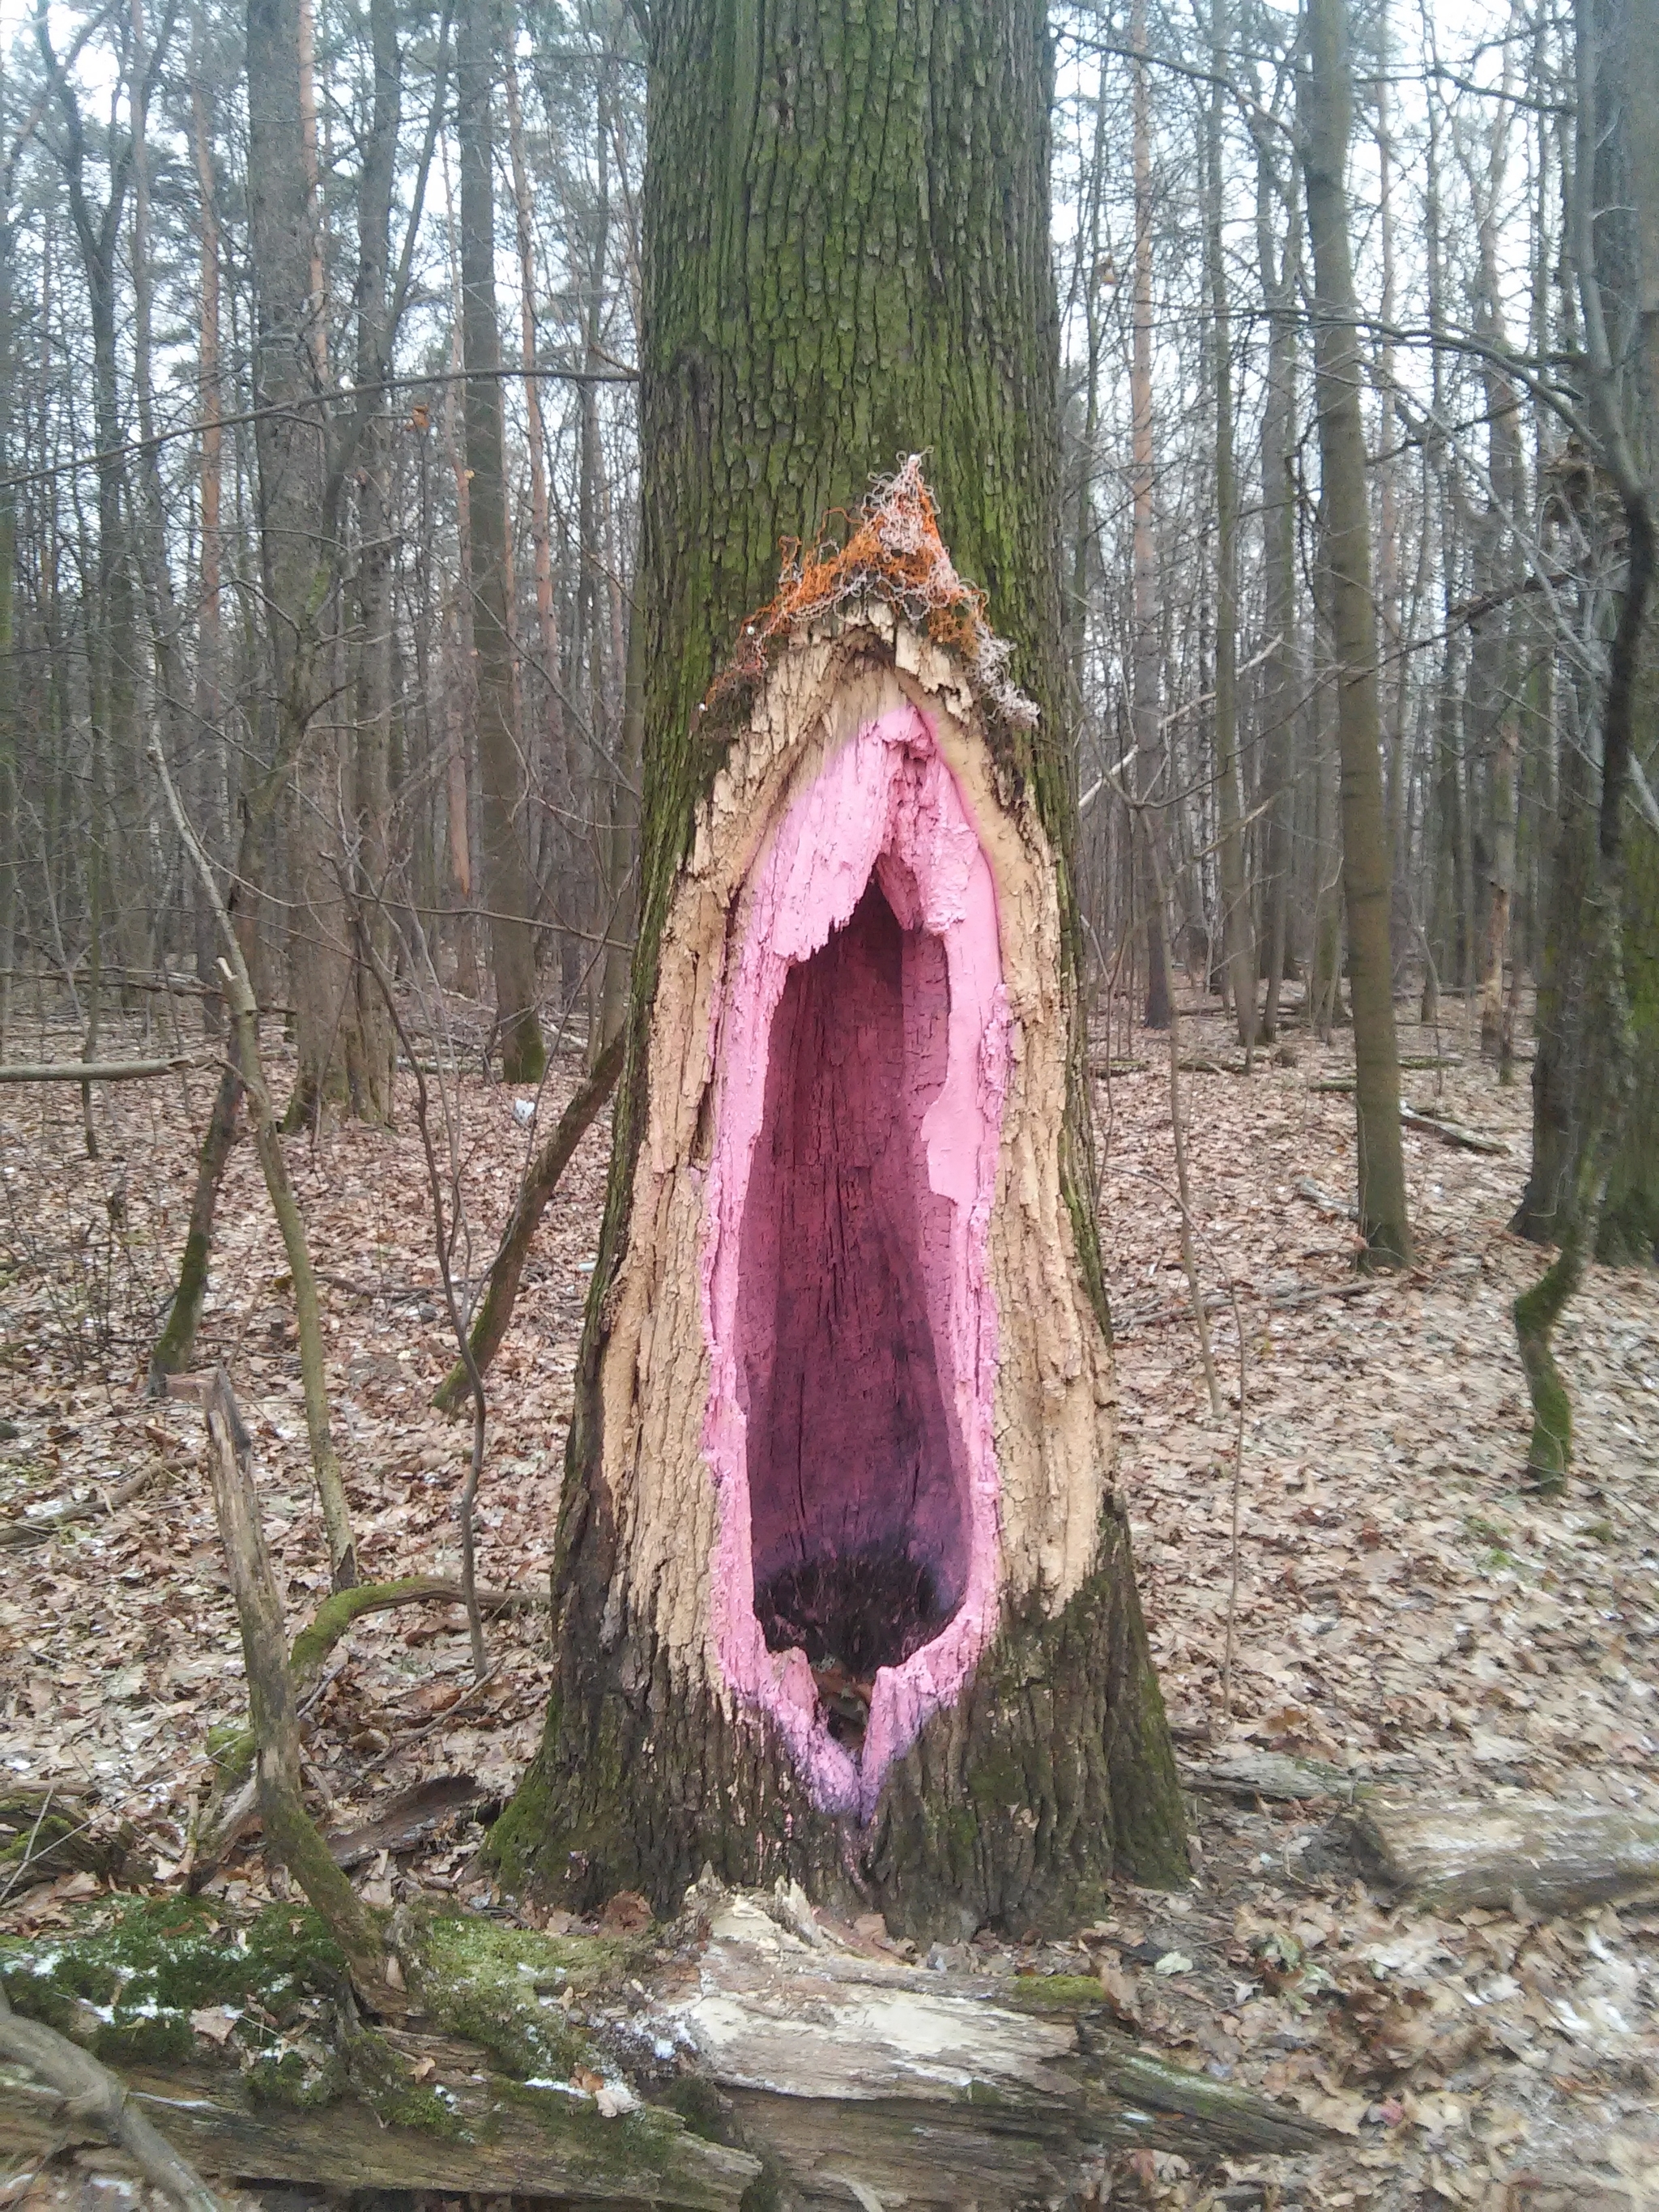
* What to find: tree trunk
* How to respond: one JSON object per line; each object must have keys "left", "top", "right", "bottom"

{"left": 343, "top": 0, "right": 400, "bottom": 1124}
{"left": 458, "top": 0, "right": 545, "bottom": 1084}
{"left": 1205, "top": 0, "right": 1255, "bottom": 1055}
{"left": 1300, "top": 0, "right": 1413, "bottom": 1264}
{"left": 1131, "top": 0, "right": 1171, "bottom": 1031}
{"left": 190, "top": 13, "right": 227, "bottom": 1038}
{"left": 490, "top": 0, "right": 1184, "bottom": 1941}
{"left": 246, "top": 0, "right": 348, "bottom": 1132}
{"left": 1252, "top": 103, "right": 1299, "bottom": 1042}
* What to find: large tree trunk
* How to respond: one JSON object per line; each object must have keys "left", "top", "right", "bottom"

{"left": 490, "top": 0, "right": 1184, "bottom": 1941}
{"left": 1299, "top": 0, "right": 1413, "bottom": 1264}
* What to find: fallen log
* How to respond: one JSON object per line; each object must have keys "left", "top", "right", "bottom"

{"left": 0, "top": 1884, "right": 1334, "bottom": 2206}
{"left": 0, "top": 2048, "right": 753, "bottom": 2210}
{"left": 1180, "top": 1751, "right": 1361, "bottom": 1805}
{"left": 0, "top": 1465, "right": 167, "bottom": 1549}
{"left": 0, "top": 1988, "right": 224, "bottom": 2212}
{"left": 1341, "top": 1791, "right": 1659, "bottom": 1912}
{"left": 1292, "top": 1177, "right": 1356, "bottom": 1219}
{"left": 0, "top": 1057, "right": 190, "bottom": 1083}
{"left": 1401, "top": 1106, "right": 1509, "bottom": 1156}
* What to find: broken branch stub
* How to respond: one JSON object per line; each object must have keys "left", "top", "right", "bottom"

{"left": 496, "top": 467, "right": 1184, "bottom": 1935}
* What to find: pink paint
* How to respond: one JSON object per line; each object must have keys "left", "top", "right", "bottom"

{"left": 701, "top": 705, "right": 1008, "bottom": 1819}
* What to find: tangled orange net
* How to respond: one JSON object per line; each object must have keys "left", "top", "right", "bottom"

{"left": 706, "top": 455, "right": 1038, "bottom": 731}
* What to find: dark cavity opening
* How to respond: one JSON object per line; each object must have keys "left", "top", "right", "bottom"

{"left": 737, "top": 876, "right": 968, "bottom": 1747}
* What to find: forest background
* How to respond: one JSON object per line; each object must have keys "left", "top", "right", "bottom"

{"left": 2, "top": 0, "right": 1659, "bottom": 2204}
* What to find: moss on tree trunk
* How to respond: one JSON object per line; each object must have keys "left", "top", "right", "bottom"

{"left": 495, "top": 0, "right": 1184, "bottom": 1937}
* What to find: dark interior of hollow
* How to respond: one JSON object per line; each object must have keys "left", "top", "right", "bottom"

{"left": 737, "top": 878, "right": 967, "bottom": 1742}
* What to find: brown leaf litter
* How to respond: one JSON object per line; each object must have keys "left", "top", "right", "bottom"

{"left": 2, "top": 987, "right": 1657, "bottom": 2209}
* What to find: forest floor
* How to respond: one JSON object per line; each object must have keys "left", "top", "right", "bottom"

{"left": 2, "top": 984, "right": 1657, "bottom": 2210}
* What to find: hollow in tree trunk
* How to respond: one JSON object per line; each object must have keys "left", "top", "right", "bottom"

{"left": 490, "top": 0, "right": 1183, "bottom": 1939}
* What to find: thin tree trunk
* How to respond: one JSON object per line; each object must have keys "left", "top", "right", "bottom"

{"left": 458, "top": 0, "right": 544, "bottom": 1082}
{"left": 1206, "top": 0, "right": 1254, "bottom": 1055}
{"left": 1131, "top": 0, "right": 1170, "bottom": 1030}
{"left": 1300, "top": 0, "right": 1413, "bottom": 1265}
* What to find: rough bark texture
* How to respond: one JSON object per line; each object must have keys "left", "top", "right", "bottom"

{"left": 492, "top": 0, "right": 1183, "bottom": 1938}
{"left": 1300, "top": 0, "right": 1413, "bottom": 1265}
{"left": 458, "top": 0, "right": 545, "bottom": 1085}
{"left": 498, "top": 621, "right": 1183, "bottom": 1936}
{"left": 147, "top": 1059, "right": 242, "bottom": 1390}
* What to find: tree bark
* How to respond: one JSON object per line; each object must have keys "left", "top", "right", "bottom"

{"left": 1131, "top": 0, "right": 1171, "bottom": 1030}
{"left": 1300, "top": 0, "right": 1413, "bottom": 1264}
{"left": 1205, "top": 0, "right": 1255, "bottom": 1055}
{"left": 491, "top": 0, "right": 1184, "bottom": 1941}
{"left": 458, "top": 0, "right": 545, "bottom": 1084}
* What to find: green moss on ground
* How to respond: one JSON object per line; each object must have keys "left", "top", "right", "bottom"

{"left": 412, "top": 1909, "right": 645, "bottom": 2084}
{"left": 0, "top": 1894, "right": 350, "bottom": 2080}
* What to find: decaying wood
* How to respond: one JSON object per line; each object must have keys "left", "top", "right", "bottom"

{"left": 667, "top": 1890, "right": 1331, "bottom": 2203}
{"left": 1400, "top": 1106, "right": 1509, "bottom": 1156}
{"left": 0, "top": 1984, "right": 224, "bottom": 2212}
{"left": 1180, "top": 1750, "right": 1362, "bottom": 1804}
{"left": 0, "top": 1886, "right": 1333, "bottom": 2207}
{"left": 324, "top": 1774, "right": 491, "bottom": 1868}
{"left": 0, "top": 1466, "right": 167, "bottom": 1549}
{"left": 0, "top": 2045, "right": 754, "bottom": 2210}
{"left": 0, "top": 1058, "right": 191, "bottom": 1083}
{"left": 1345, "top": 1791, "right": 1659, "bottom": 1911}
{"left": 1292, "top": 1177, "right": 1357, "bottom": 1218}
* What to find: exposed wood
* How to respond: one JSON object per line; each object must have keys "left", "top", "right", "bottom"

{"left": 324, "top": 1773, "right": 492, "bottom": 1868}
{"left": 1180, "top": 1750, "right": 1362, "bottom": 1804}
{"left": 0, "top": 1465, "right": 166, "bottom": 1548}
{"left": 0, "top": 1888, "right": 1333, "bottom": 2207}
{"left": 0, "top": 1056, "right": 189, "bottom": 1082}
{"left": 1401, "top": 1106, "right": 1509, "bottom": 1155}
{"left": 1293, "top": 1177, "right": 1357, "bottom": 1218}
{"left": 1345, "top": 1792, "right": 1659, "bottom": 1912}
{"left": 0, "top": 1985, "right": 224, "bottom": 2212}
{"left": 0, "top": 2048, "right": 756, "bottom": 2210}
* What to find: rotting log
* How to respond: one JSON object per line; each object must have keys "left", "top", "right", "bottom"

{"left": 1342, "top": 1791, "right": 1659, "bottom": 1912}
{"left": 0, "top": 2048, "right": 754, "bottom": 2211}
{"left": 0, "top": 1886, "right": 1333, "bottom": 2207}
{"left": 1401, "top": 1106, "right": 1509, "bottom": 1156}
{"left": 0, "top": 1057, "right": 190, "bottom": 1082}
{"left": 0, "top": 1990, "right": 224, "bottom": 2212}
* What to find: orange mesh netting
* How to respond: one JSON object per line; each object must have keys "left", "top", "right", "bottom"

{"left": 705, "top": 455, "right": 1038, "bottom": 731}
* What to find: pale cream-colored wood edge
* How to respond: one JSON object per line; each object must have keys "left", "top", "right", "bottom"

{"left": 595, "top": 617, "right": 1114, "bottom": 1685}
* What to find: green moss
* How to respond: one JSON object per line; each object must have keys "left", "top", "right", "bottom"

{"left": 0, "top": 1896, "right": 352, "bottom": 2072}
{"left": 204, "top": 1718, "right": 254, "bottom": 1783}
{"left": 244, "top": 2044, "right": 348, "bottom": 2111}
{"left": 484, "top": 1753, "right": 551, "bottom": 1890}
{"left": 1000, "top": 1973, "right": 1110, "bottom": 2015}
{"left": 412, "top": 1910, "right": 642, "bottom": 2085}
{"left": 343, "top": 2025, "right": 469, "bottom": 2139}
{"left": 659, "top": 2073, "right": 729, "bottom": 2144}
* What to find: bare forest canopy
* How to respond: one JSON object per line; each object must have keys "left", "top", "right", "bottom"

{"left": 0, "top": 0, "right": 1653, "bottom": 1165}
